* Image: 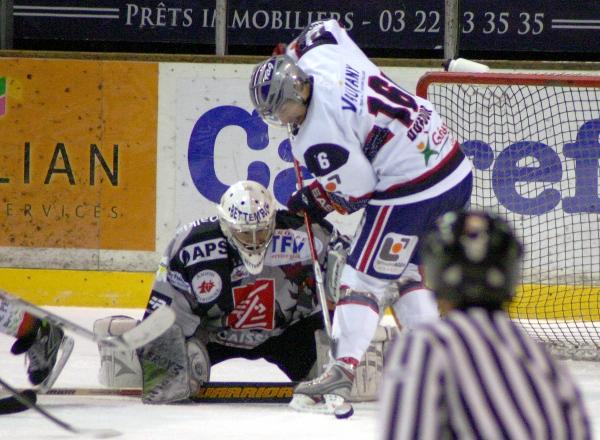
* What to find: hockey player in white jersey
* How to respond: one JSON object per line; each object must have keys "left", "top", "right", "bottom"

{"left": 249, "top": 19, "right": 473, "bottom": 412}
{"left": 0, "top": 301, "right": 73, "bottom": 391}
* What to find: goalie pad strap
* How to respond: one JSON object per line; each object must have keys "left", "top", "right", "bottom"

{"left": 187, "top": 338, "right": 211, "bottom": 391}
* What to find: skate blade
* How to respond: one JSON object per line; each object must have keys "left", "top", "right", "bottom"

{"left": 37, "top": 336, "right": 75, "bottom": 394}
{"left": 289, "top": 393, "right": 349, "bottom": 415}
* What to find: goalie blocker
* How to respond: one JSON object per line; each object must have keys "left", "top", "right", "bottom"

{"left": 94, "top": 316, "right": 396, "bottom": 403}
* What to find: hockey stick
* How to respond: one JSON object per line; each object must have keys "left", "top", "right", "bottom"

{"left": 0, "top": 376, "right": 121, "bottom": 437}
{"left": 288, "top": 137, "right": 333, "bottom": 338}
{"left": 288, "top": 128, "right": 355, "bottom": 418}
{"left": 0, "top": 289, "right": 175, "bottom": 350}
{"left": 35, "top": 382, "right": 296, "bottom": 403}
{"left": 0, "top": 389, "right": 36, "bottom": 415}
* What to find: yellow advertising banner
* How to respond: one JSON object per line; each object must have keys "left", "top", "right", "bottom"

{"left": 0, "top": 58, "right": 157, "bottom": 250}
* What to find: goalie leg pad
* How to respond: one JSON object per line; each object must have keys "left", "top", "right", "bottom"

{"left": 138, "top": 324, "right": 191, "bottom": 404}
{"left": 94, "top": 316, "right": 142, "bottom": 388}
{"left": 325, "top": 247, "right": 347, "bottom": 304}
{"left": 186, "top": 337, "right": 211, "bottom": 394}
{"left": 352, "top": 325, "right": 398, "bottom": 402}
{"left": 313, "top": 326, "right": 397, "bottom": 402}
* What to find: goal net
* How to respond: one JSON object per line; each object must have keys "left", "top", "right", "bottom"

{"left": 417, "top": 72, "right": 600, "bottom": 357}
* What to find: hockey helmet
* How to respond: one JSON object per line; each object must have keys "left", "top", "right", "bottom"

{"left": 421, "top": 210, "right": 523, "bottom": 309}
{"left": 217, "top": 181, "right": 276, "bottom": 274}
{"left": 249, "top": 55, "right": 310, "bottom": 127}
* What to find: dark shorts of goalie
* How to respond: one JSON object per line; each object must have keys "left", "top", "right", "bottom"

{"left": 207, "top": 314, "right": 325, "bottom": 381}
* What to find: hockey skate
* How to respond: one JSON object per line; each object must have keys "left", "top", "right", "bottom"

{"left": 11, "top": 320, "right": 74, "bottom": 393}
{"left": 289, "top": 359, "right": 355, "bottom": 415}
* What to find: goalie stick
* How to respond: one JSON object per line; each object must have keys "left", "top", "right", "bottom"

{"left": 0, "top": 377, "right": 121, "bottom": 438}
{"left": 36, "top": 382, "right": 296, "bottom": 403}
{"left": 0, "top": 289, "right": 175, "bottom": 350}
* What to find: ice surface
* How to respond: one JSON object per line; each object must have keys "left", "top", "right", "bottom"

{"left": 1, "top": 307, "right": 599, "bottom": 439}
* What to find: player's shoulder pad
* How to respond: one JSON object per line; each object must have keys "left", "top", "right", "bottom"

{"left": 304, "top": 143, "right": 350, "bottom": 177}
{"left": 175, "top": 215, "right": 220, "bottom": 237}
{"left": 291, "top": 19, "right": 340, "bottom": 60}
{"left": 172, "top": 217, "right": 230, "bottom": 268}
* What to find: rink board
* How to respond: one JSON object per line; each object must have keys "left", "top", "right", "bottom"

{"left": 1, "top": 57, "right": 599, "bottom": 322}
{"left": 1, "top": 267, "right": 598, "bottom": 322}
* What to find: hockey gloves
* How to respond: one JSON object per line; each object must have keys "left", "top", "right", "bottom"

{"left": 287, "top": 181, "right": 335, "bottom": 223}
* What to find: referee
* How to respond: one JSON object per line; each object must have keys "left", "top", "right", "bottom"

{"left": 378, "top": 210, "right": 590, "bottom": 440}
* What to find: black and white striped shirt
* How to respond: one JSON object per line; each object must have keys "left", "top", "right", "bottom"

{"left": 379, "top": 308, "right": 591, "bottom": 440}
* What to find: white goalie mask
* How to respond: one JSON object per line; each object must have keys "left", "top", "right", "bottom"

{"left": 217, "top": 181, "right": 276, "bottom": 274}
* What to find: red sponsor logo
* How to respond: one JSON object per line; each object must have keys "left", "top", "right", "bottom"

{"left": 432, "top": 122, "right": 449, "bottom": 145}
{"left": 227, "top": 279, "right": 275, "bottom": 330}
{"left": 192, "top": 270, "right": 222, "bottom": 304}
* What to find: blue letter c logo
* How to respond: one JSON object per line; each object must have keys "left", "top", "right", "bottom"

{"left": 188, "top": 106, "right": 270, "bottom": 203}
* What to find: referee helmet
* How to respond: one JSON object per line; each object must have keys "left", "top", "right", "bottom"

{"left": 421, "top": 210, "right": 523, "bottom": 309}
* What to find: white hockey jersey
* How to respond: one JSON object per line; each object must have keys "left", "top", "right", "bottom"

{"left": 287, "top": 20, "right": 472, "bottom": 210}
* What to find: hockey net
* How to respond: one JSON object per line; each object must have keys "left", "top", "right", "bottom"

{"left": 417, "top": 72, "right": 600, "bottom": 359}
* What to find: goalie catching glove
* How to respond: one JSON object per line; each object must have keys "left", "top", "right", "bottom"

{"left": 287, "top": 181, "right": 336, "bottom": 222}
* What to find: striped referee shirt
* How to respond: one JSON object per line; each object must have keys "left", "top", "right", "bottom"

{"left": 379, "top": 308, "right": 591, "bottom": 440}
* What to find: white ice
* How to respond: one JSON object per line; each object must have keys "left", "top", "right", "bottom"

{"left": 1, "top": 307, "right": 600, "bottom": 439}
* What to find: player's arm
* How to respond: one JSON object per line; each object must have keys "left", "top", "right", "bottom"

{"left": 288, "top": 142, "right": 377, "bottom": 220}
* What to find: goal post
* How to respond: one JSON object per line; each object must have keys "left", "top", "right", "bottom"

{"left": 417, "top": 71, "right": 600, "bottom": 353}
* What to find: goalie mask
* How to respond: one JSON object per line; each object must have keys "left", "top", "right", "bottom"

{"left": 249, "top": 55, "right": 310, "bottom": 127}
{"left": 217, "top": 181, "right": 276, "bottom": 274}
{"left": 421, "top": 210, "right": 523, "bottom": 310}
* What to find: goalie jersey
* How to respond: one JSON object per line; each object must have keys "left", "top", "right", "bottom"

{"left": 144, "top": 211, "right": 331, "bottom": 349}
{"left": 286, "top": 19, "right": 472, "bottom": 211}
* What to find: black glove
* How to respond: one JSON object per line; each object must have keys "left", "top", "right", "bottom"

{"left": 287, "top": 181, "right": 335, "bottom": 222}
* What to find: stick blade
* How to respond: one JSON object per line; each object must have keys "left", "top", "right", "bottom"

{"left": 83, "top": 428, "right": 122, "bottom": 438}
{"left": 0, "top": 390, "right": 36, "bottom": 414}
{"left": 117, "top": 306, "right": 176, "bottom": 349}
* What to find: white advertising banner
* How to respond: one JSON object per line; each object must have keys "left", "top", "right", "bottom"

{"left": 159, "top": 63, "right": 600, "bottom": 286}
{"left": 157, "top": 63, "right": 431, "bottom": 251}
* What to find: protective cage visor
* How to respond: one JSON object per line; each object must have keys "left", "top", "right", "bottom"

{"left": 231, "top": 227, "right": 273, "bottom": 252}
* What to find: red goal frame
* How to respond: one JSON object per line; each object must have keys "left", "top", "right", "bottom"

{"left": 416, "top": 72, "right": 600, "bottom": 100}
{"left": 414, "top": 70, "right": 600, "bottom": 354}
